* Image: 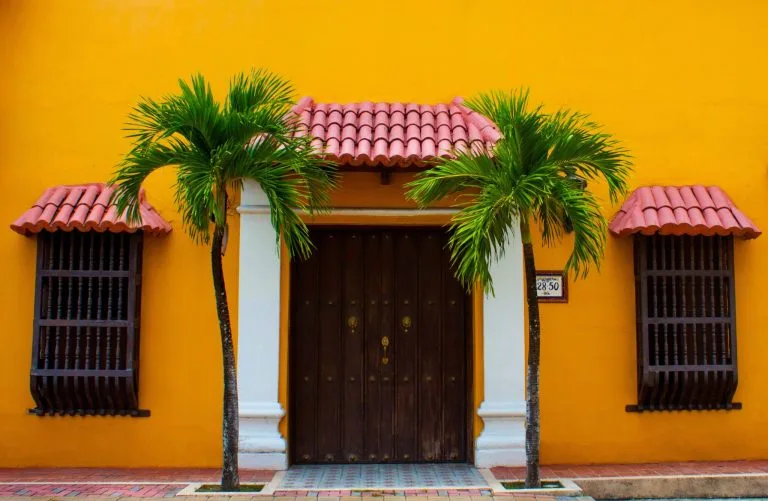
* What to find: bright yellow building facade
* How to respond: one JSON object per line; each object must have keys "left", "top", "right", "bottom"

{"left": 2, "top": 0, "right": 768, "bottom": 467}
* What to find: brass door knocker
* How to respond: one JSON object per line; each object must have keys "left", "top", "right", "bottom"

{"left": 347, "top": 315, "right": 358, "bottom": 334}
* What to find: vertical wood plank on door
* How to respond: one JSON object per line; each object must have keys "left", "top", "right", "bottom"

{"left": 317, "top": 232, "right": 343, "bottom": 462}
{"left": 394, "top": 231, "right": 418, "bottom": 462}
{"left": 363, "top": 233, "right": 381, "bottom": 461}
{"left": 377, "top": 231, "right": 396, "bottom": 461}
{"left": 418, "top": 231, "right": 444, "bottom": 461}
{"left": 290, "top": 248, "right": 319, "bottom": 463}
{"left": 442, "top": 237, "right": 467, "bottom": 461}
{"left": 342, "top": 232, "right": 365, "bottom": 461}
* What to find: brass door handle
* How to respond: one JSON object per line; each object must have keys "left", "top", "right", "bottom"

{"left": 401, "top": 315, "right": 412, "bottom": 332}
{"left": 381, "top": 336, "right": 390, "bottom": 365}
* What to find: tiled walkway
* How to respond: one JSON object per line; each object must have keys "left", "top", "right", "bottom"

{"left": 279, "top": 464, "right": 488, "bottom": 489}
{"left": 1, "top": 460, "right": 767, "bottom": 498}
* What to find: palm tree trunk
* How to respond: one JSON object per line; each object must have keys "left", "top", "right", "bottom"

{"left": 212, "top": 224, "right": 240, "bottom": 491}
{"left": 521, "top": 227, "right": 541, "bottom": 488}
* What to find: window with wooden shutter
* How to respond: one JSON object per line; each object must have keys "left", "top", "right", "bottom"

{"left": 629, "top": 234, "right": 739, "bottom": 412}
{"left": 30, "top": 231, "right": 147, "bottom": 417}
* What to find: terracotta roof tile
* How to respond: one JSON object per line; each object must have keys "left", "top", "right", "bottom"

{"left": 292, "top": 96, "right": 500, "bottom": 168}
{"left": 609, "top": 185, "right": 760, "bottom": 239}
{"left": 11, "top": 183, "right": 172, "bottom": 236}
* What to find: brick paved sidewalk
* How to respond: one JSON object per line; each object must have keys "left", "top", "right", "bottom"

{"left": 0, "top": 469, "right": 274, "bottom": 483}
{"left": 0, "top": 484, "right": 182, "bottom": 498}
{"left": 0, "top": 471, "right": 543, "bottom": 498}
{"left": 0, "top": 469, "right": 273, "bottom": 498}
{"left": 2, "top": 494, "right": 568, "bottom": 501}
{"left": 2, "top": 460, "right": 767, "bottom": 498}
{"left": 491, "top": 459, "right": 768, "bottom": 480}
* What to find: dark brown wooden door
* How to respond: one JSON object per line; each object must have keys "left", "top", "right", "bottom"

{"left": 290, "top": 227, "right": 470, "bottom": 464}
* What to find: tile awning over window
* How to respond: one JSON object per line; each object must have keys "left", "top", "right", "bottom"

{"left": 292, "top": 96, "right": 501, "bottom": 168}
{"left": 11, "top": 183, "right": 171, "bottom": 236}
{"left": 609, "top": 185, "right": 760, "bottom": 239}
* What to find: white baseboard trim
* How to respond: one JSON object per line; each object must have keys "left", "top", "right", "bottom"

{"left": 238, "top": 451, "right": 287, "bottom": 470}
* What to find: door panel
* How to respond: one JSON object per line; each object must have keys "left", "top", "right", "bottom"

{"left": 316, "top": 233, "right": 342, "bottom": 462}
{"left": 393, "top": 232, "right": 418, "bottom": 461}
{"left": 441, "top": 240, "right": 468, "bottom": 461}
{"left": 373, "top": 231, "right": 396, "bottom": 461}
{"left": 292, "top": 249, "right": 318, "bottom": 463}
{"left": 417, "top": 231, "right": 444, "bottom": 461}
{"left": 290, "top": 227, "right": 470, "bottom": 464}
{"left": 341, "top": 234, "right": 365, "bottom": 462}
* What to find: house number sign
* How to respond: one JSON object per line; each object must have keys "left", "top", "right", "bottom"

{"left": 535, "top": 270, "right": 568, "bottom": 303}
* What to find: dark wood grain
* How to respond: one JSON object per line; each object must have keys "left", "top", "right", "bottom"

{"left": 342, "top": 232, "right": 365, "bottom": 461}
{"left": 376, "top": 230, "right": 396, "bottom": 461}
{"left": 394, "top": 231, "right": 418, "bottom": 462}
{"left": 417, "top": 232, "right": 442, "bottom": 461}
{"left": 442, "top": 237, "right": 467, "bottom": 461}
{"left": 316, "top": 232, "right": 343, "bottom": 461}
{"left": 290, "top": 245, "right": 319, "bottom": 463}
{"left": 290, "top": 227, "right": 470, "bottom": 463}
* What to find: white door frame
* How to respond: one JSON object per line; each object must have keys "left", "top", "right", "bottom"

{"left": 236, "top": 180, "right": 526, "bottom": 468}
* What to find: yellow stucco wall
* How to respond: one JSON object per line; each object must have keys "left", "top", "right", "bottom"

{"left": 2, "top": 0, "right": 768, "bottom": 467}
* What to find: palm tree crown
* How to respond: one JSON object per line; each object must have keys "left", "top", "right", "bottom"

{"left": 110, "top": 69, "right": 336, "bottom": 257}
{"left": 406, "top": 89, "right": 631, "bottom": 292}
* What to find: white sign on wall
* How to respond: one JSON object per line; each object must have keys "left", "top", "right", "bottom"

{"left": 535, "top": 271, "right": 568, "bottom": 303}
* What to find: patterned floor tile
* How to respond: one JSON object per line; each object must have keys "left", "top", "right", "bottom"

{"left": 280, "top": 465, "right": 488, "bottom": 490}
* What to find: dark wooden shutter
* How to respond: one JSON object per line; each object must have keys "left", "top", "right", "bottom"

{"left": 629, "top": 234, "right": 739, "bottom": 412}
{"left": 29, "top": 231, "right": 147, "bottom": 417}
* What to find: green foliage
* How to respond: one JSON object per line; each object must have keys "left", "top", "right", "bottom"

{"left": 110, "top": 69, "right": 337, "bottom": 259}
{"left": 406, "top": 89, "right": 632, "bottom": 293}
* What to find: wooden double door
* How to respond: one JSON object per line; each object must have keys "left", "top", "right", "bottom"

{"left": 290, "top": 227, "right": 471, "bottom": 464}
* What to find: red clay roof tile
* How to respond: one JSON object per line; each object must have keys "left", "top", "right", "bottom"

{"left": 11, "top": 183, "right": 172, "bottom": 236}
{"left": 292, "top": 96, "right": 500, "bottom": 168}
{"left": 609, "top": 185, "right": 760, "bottom": 239}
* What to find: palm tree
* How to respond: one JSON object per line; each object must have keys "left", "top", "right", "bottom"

{"left": 109, "top": 70, "right": 336, "bottom": 491}
{"left": 406, "top": 90, "right": 631, "bottom": 488}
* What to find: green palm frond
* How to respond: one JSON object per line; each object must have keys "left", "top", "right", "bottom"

{"left": 226, "top": 69, "right": 294, "bottom": 113}
{"left": 542, "top": 108, "right": 631, "bottom": 203}
{"left": 448, "top": 188, "right": 517, "bottom": 293}
{"left": 406, "top": 153, "right": 494, "bottom": 207}
{"left": 407, "top": 88, "right": 632, "bottom": 293}
{"left": 110, "top": 69, "right": 337, "bottom": 257}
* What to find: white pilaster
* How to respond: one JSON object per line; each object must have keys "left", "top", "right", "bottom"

{"left": 475, "top": 234, "right": 527, "bottom": 467}
{"left": 236, "top": 179, "right": 286, "bottom": 470}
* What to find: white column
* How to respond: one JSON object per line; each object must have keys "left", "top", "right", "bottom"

{"left": 475, "top": 234, "right": 526, "bottom": 467}
{"left": 236, "top": 180, "right": 286, "bottom": 469}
